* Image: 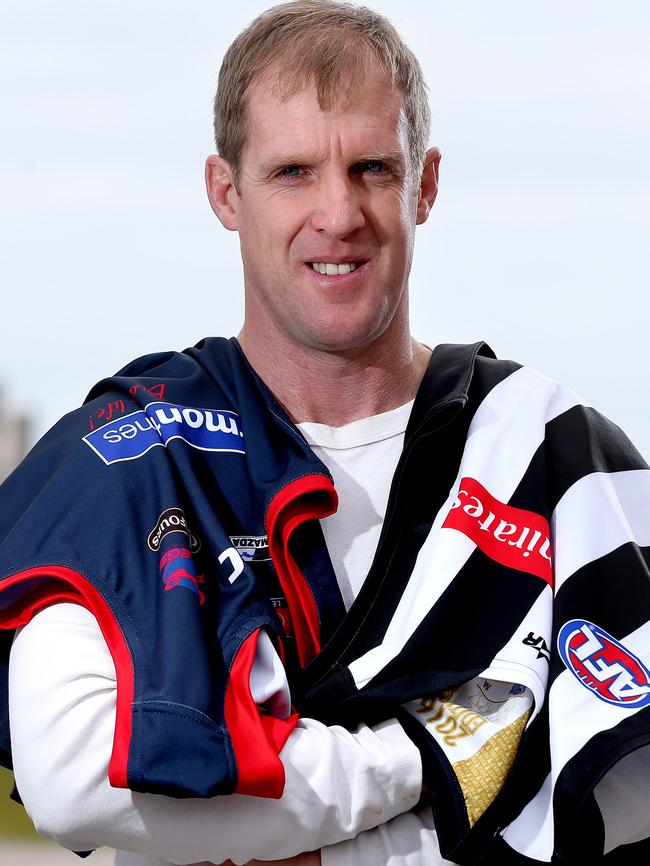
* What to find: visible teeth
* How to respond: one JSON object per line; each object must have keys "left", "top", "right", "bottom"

{"left": 311, "top": 262, "right": 359, "bottom": 275}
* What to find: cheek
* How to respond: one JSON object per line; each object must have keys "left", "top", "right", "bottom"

{"left": 366, "top": 190, "right": 416, "bottom": 248}
{"left": 395, "top": 186, "right": 419, "bottom": 235}
{"left": 251, "top": 202, "right": 304, "bottom": 256}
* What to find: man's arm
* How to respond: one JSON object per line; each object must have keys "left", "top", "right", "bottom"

{"left": 113, "top": 806, "right": 447, "bottom": 866}
{"left": 8, "top": 602, "right": 422, "bottom": 865}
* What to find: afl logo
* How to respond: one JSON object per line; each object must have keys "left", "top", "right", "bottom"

{"left": 558, "top": 619, "right": 650, "bottom": 708}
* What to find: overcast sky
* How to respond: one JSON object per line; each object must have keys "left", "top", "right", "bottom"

{"left": 1, "top": 1, "right": 649, "bottom": 454}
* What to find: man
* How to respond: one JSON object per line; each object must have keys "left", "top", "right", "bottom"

{"left": 2, "top": 2, "right": 650, "bottom": 865}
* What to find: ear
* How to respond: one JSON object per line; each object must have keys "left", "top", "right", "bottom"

{"left": 416, "top": 146, "right": 441, "bottom": 225}
{"left": 205, "top": 155, "right": 240, "bottom": 231}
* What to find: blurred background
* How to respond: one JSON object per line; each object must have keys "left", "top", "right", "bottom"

{"left": 0, "top": 0, "right": 648, "bottom": 861}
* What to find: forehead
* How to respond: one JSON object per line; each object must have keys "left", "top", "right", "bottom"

{"left": 242, "top": 64, "right": 408, "bottom": 163}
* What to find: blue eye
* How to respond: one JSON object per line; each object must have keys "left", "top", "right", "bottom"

{"left": 351, "top": 161, "right": 388, "bottom": 176}
{"left": 280, "top": 166, "right": 301, "bottom": 177}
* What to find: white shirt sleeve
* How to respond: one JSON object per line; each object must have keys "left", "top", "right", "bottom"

{"left": 594, "top": 744, "right": 650, "bottom": 853}
{"left": 316, "top": 751, "right": 650, "bottom": 866}
{"left": 8, "top": 602, "right": 422, "bottom": 865}
{"left": 321, "top": 803, "right": 453, "bottom": 866}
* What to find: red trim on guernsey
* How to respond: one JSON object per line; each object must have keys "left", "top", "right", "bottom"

{"left": 0, "top": 566, "right": 134, "bottom": 788}
{"left": 224, "top": 629, "right": 299, "bottom": 798}
{"left": 266, "top": 475, "right": 338, "bottom": 666}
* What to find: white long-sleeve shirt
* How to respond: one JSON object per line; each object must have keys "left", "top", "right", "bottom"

{"left": 9, "top": 402, "right": 649, "bottom": 864}
{"left": 10, "top": 602, "right": 427, "bottom": 864}
{"left": 10, "top": 401, "right": 442, "bottom": 865}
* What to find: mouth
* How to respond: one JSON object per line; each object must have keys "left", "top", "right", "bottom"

{"left": 307, "top": 260, "right": 368, "bottom": 276}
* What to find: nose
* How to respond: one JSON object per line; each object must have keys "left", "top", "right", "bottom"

{"left": 309, "top": 171, "right": 366, "bottom": 238}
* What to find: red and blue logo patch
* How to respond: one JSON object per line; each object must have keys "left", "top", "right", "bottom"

{"left": 160, "top": 546, "right": 205, "bottom": 605}
{"left": 558, "top": 619, "right": 650, "bottom": 708}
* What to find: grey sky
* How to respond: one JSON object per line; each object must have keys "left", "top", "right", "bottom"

{"left": 1, "top": 1, "right": 648, "bottom": 453}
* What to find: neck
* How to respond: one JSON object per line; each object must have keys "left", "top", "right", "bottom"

{"left": 237, "top": 325, "right": 431, "bottom": 426}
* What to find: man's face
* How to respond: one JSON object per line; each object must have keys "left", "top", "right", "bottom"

{"left": 207, "top": 64, "right": 438, "bottom": 355}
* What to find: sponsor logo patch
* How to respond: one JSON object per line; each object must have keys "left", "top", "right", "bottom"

{"left": 443, "top": 477, "right": 552, "bottom": 585}
{"left": 148, "top": 508, "right": 201, "bottom": 552}
{"left": 229, "top": 535, "right": 271, "bottom": 562}
{"left": 160, "top": 546, "right": 205, "bottom": 605}
{"left": 83, "top": 401, "right": 245, "bottom": 465}
{"left": 558, "top": 619, "right": 650, "bottom": 708}
{"left": 522, "top": 632, "right": 551, "bottom": 663}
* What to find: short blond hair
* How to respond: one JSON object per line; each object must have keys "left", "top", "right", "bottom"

{"left": 213, "top": 0, "right": 431, "bottom": 184}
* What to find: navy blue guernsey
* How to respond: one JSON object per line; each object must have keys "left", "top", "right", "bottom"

{"left": 2, "top": 337, "right": 650, "bottom": 865}
{"left": 0, "top": 337, "right": 344, "bottom": 799}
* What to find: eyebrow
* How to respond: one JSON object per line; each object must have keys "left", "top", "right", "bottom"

{"left": 360, "top": 150, "right": 406, "bottom": 165}
{"left": 257, "top": 150, "right": 407, "bottom": 177}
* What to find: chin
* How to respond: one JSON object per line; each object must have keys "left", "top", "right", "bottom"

{"left": 300, "top": 321, "right": 390, "bottom": 354}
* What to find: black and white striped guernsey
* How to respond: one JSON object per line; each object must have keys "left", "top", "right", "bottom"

{"left": 299, "top": 341, "right": 650, "bottom": 865}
